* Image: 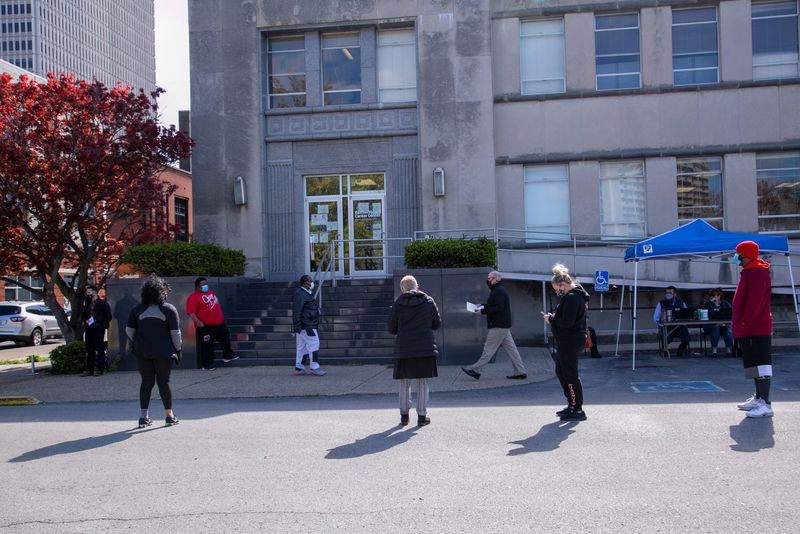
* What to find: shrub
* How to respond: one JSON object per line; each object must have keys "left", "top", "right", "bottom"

{"left": 404, "top": 237, "right": 496, "bottom": 269}
{"left": 49, "top": 341, "right": 86, "bottom": 375}
{"left": 122, "top": 242, "right": 246, "bottom": 277}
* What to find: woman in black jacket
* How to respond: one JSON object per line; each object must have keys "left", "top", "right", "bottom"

{"left": 543, "top": 263, "right": 589, "bottom": 421}
{"left": 388, "top": 275, "right": 442, "bottom": 427}
{"left": 126, "top": 276, "right": 182, "bottom": 428}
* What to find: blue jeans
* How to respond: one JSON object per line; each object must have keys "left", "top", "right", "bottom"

{"left": 705, "top": 324, "right": 733, "bottom": 350}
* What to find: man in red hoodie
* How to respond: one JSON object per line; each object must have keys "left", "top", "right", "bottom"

{"left": 732, "top": 241, "right": 773, "bottom": 418}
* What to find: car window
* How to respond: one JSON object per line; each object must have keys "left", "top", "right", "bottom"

{"left": 0, "top": 305, "right": 21, "bottom": 315}
{"left": 40, "top": 306, "right": 53, "bottom": 316}
{"left": 25, "top": 306, "right": 41, "bottom": 315}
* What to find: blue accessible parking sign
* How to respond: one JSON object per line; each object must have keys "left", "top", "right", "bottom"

{"left": 594, "top": 270, "right": 609, "bottom": 292}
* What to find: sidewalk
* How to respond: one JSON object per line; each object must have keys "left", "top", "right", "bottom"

{"left": 0, "top": 347, "right": 556, "bottom": 403}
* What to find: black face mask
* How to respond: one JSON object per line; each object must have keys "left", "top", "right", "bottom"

{"left": 486, "top": 280, "right": 494, "bottom": 289}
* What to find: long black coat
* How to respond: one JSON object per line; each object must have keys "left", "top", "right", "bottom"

{"left": 388, "top": 290, "right": 441, "bottom": 360}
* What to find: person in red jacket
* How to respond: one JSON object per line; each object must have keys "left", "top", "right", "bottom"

{"left": 732, "top": 241, "right": 774, "bottom": 418}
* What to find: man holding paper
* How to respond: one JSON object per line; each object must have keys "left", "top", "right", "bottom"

{"left": 462, "top": 271, "right": 527, "bottom": 380}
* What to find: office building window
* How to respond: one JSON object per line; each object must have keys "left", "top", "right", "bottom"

{"left": 520, "top": 18, "right": 566, "bottom": 95}
{"left": 672, "top": 8, "right": 719, "bottom": 85}
{"left": 524, "top": 164, "right": 570, "bottom": 242}
{"left": 677, "top": 157, "right": 724, "bottom": 228}
{"left": 322, "top": 32, "right": 361, "bottom": 105}
{"left": 377, "top": 29, "right": 416, "bottom": 103}
{"left": 267, "top": 36, "right": 306, "bottom": 109}
{"left": 599, "top": 161, "right": 646, "bottom": 238}
{"left": 595, "top": 13, "right": 641, "bottom": 90}
{"left": 174, "top": 197, "right": 189, "bottom": 242}
{"left": 752, "top": 1, "right": 799, "bottom": 79}
{"left": 756, "top": 153, "right": 800, "bottom": 233}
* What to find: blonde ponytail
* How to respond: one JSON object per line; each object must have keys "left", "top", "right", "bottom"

{"left": 551, "top": 263, "right": 574, "bottom": 285}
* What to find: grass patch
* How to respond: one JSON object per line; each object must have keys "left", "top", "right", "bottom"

{"left": 0, "top": 355, "right": 49, "bottom": 366}
{"left": 0, "top": 396, "right": 41, "bottom": 406}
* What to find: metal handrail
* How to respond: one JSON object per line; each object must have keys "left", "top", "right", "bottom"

{"left": 312, "top": 240, "right": 336, "bottom": 308}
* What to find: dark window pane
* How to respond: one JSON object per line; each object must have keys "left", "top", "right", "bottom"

{"left": 673, "top": 25, "right": 717, "bottom": 55}
{"left": 595, "top": 28, "right": 640, "bottom": 56}
{"left": 269, "top": 74, "right": 306, "bottom": 95}
{"left": 597, "top": 73, "right": 640, "bottom": 90}
{"left": 753, "top": 18, "right": 799, "bottom": 55}
{"left": 674, "top": 68, "right": 718, "bottom": 85}
{"left": 268, "top": 50, "right": 304, "bottom": 75}
{"left": 673, "top": 7, "right": 716, "bottom": 24}
{"left": 323, "top": 91, "right": 361, "bottom": 105}
{"left": 597, "top": 55, "right": 640, "bottom": 75}
{"left": 753, "top": 2, "right": 798, "bottom": 18}
{"left": 269, "top": 36, "right": 304, "bottom": 52}
{"left": 596, "top": 14, "right": 639, "bottom": 30}
{"left": 270, "top": 94, "right": 307, "bottom": 108}
{"left": 674, "top": 52, "right": 719, "bottom": 70}
{"left": 322, "top": 47, "right": 361, "bottom": 91}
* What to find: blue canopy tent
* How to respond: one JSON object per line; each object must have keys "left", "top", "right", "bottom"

{"left": 622, "top": 219, "right": 797, "bottom": 370}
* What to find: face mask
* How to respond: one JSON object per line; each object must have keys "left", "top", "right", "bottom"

{"left": 665, "top": 292, "right": 674, "bottom": 299}
{"left": 309, "top": 281, "right": 315, "bottom": 291}
{"left": 486, "top": 280, "right": 494, "bottom": 289}
{"left": 200, "top": 285, "right": 209, "bottom": 292}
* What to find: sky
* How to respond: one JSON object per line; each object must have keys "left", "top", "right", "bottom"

{"left": 154, "top": 0, "right": 190, "bottom": 129}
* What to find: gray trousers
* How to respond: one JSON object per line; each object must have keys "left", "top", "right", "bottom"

{"left": 399, "top": 379, "right": 429, "bottom": 416}
{"left": 467, "top": 327, "right": 527, "bottom": 374}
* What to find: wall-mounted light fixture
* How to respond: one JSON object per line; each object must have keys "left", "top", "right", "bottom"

{"left": 233, "top": 176, "right": 247, "bottom": 205}
{"left": 433, "top": 167, "right": 445, "bottom": 197}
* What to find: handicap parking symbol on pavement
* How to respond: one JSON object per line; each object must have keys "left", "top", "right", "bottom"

{"left": 630, "top": 381, "right": 725, "bottom": 393}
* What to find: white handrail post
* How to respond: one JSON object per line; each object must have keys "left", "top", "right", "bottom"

{"left": 787, "top": 253, "right": 800, "bottom": 335}
{"left": 632, "top": 262, "right": 639, "bottom": 371}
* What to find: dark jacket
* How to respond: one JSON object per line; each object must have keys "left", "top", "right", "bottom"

{"left": 388, "top": 290, "right": 441, "bottom": 360}
{"left": 482, "top": 281, "right": 512, "bottom": 329}
{"left": 83, "top": 297, "right": 112, "bottom": 329}
{"left": 550, "top": 285, "right": 590, "bottom": 342}
{"left": 702, "top": 299, "right": 732, "bottom": 313}
{"left": 292, "top": 287, "right": 319, "bottom": 333}
{"left": 732, "top": 258, "right": 772, "bottom": 338}
{"left": 126, "top": 303, "right": 182, "bottom": 360}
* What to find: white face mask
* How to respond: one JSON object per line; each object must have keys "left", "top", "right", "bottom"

{"left": 309, "top": 281, "right": 315, "bottom": 291}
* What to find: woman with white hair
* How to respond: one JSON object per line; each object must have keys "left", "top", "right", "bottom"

{"left": 388, "top": 275, "right": 442, "bottom": 427}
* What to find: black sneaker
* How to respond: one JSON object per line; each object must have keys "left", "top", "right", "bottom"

{"left": 400, "top": 413, "right": 409, "bottom": 426}
{"left": 417, "top": 415, "right": 431, "bottom": 427}
{"left": 461, "top": 367, "right": 481, "bottom": 380}
{"left": 222, "top": 355, "right": 240, "bottom": 363}
{"left": 559, "top": 408, "right": 587, "bottom": 421}
{"left": 555, "top": 406, "right": 571, "bottom": 417}
{"left": 507, "top": 374, "right": 527, "bottom": 380}
{"left": 138, "top": 417, "right": 152, "bottom": 429}
{"left": 165, "top": 416, "right": 180, "bottom": 426}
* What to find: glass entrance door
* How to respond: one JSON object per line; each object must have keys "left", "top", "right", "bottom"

{"left": 349, "top": 196, "right": 384, "bottom": 275}
{"left": 305, "top": 174, "right": 386, "bottom": 277}
{"left": 306, "top": 198, "right": 343, "bottom": 277}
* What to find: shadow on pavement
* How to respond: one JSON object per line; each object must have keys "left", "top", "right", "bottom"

{"left": 8, "top": 426, "right": 164, "bottom": 463}
{"left": 325, "top": 424, "right": 419, "bottom": 459}
{"left": 729, "top": 417, "right": 775, "bottom": 453}
{"left": 507, "top": 420, "right": 579, "bottom": 456}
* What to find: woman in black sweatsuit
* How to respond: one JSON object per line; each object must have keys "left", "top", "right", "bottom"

{"left": 126, "top": 276, "right": 182, "bottom": 428}
{"left": 543, "top": 263, "right": 589, "bottom": 421}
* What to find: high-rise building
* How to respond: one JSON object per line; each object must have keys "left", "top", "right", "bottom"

{"left": 0, "top": 0, "right": 155, "bottom": 91}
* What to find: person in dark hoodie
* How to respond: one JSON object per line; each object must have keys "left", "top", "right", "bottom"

{"left": 732, "top": 241, "right": 774, "bottom": 418}
{"left": 542, "top": 263, "right": 589, "bottom": 421}
{"left": 126, "top": 276, "right": 182, "bottom": 428}
{"left": 388, "top": 275, "right": 441, "bottom": 427}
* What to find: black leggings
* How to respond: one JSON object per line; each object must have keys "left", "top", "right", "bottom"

{"left": 136, "top": 357, "right": 174, "bottom": 410}
{"left": 555, "top": 337, "right": 584, "bottom": 409}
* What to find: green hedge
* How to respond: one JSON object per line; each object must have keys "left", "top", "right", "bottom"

{"left": 123, "top": 242, "right": 246, "bottom": 277}
{"left": 50, "top": 341, "right": 86, "bottom": 375}
{"left": 404, "top": 237, "right": 496, "bottom": 269}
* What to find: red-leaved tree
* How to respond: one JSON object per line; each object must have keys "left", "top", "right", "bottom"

{"left": 0, "top": 73, "right": 193, "bottom": 342}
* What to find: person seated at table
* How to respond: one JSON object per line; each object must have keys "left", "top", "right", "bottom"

{"left": 652, "top": 285, "right": 691, "bottom": 357}
{"left": 702, "top": 287, "right": 733, "bottom": 356}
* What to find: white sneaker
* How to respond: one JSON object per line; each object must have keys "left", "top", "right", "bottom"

{"left": 745, "top": 399, "right": 774, "bottom": 418}
{"left": 737, "top": 394, "right": 759, "bottom": 411}
{"left": 310, "top": 368, "right": 326, "bottom": 376}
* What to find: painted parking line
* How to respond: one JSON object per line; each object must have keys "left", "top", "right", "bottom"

{"left": 631, "top": 381, "right": 725, "bottom": 393}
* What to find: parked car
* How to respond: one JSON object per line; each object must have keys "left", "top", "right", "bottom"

{"left": 0, "top": 301, "right": 65, "bottom": 346}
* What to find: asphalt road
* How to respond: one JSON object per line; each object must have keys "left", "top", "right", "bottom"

{"left": 0, "top": 341, "right": 63, "bottom": 361}
{"left": 1, "top": 354, "right": 799, "bottom": 533}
